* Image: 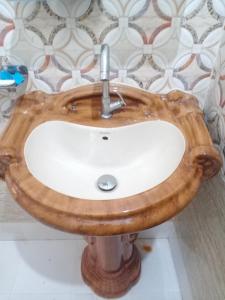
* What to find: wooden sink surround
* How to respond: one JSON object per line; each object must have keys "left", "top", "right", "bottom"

{"left": 0, "top": 83, "right": 222, "bottom": 298}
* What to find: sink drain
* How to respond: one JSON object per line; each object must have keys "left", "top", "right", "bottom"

{"left": 97, "top": 174, "right": 117, "bottom": 192}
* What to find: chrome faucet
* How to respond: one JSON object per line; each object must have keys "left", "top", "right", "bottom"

{"left": 0, "top": 65, "right": 28, "bottom": 117}
{"left": 100, "top": 44, "right": 125, "bottom": 119}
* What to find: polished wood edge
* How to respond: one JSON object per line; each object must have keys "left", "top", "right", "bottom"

{"left": 0, "top": 83, "right": 222, "bottom": 235}
{"left": 4, "top": 156, "right": 204, "bottom": 235}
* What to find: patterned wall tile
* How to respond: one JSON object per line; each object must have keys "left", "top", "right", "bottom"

{"left": 206, "top": 23, "right": 225, "bottom": 181}
{"left": 0, "top": 0, "right": 224, "bottom": 180}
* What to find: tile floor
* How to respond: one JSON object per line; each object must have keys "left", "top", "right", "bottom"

{"left": 0, "top": 238, "right": 182, "bottom": 300}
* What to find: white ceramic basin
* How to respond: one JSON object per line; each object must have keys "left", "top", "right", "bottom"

{"left": 24, "top": 120, "right": 186, "bottom": 200}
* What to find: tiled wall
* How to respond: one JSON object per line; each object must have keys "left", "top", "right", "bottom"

{"left": 206, "top": 24, "right": 225, "bottom": 181}
{"left": 0, "top": 0, "right": 224, "bottom": 179}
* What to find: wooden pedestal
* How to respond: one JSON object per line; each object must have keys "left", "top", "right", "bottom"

{"left": 81, "top": 234, "right": 141, "bottom": 298}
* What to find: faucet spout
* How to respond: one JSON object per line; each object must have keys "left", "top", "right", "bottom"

{"left": 100, "top": 44, "right": 125, "bottom": 119}
{"left": 100, "top": 44, "right": 110, "bottom": 81}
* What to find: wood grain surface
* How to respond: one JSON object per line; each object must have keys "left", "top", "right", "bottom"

{"left": 0, "top": 83, "right": 221, "bottom": 236}
{"left": 81, "top": 234, "right": 141, "bottom": 298}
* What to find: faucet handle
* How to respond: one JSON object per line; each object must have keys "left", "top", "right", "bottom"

{"left": 108, "top": 91, "right": 126, "bottom": 115}
{"left": 114, "top": 91, "right": 126, "bottom": 106}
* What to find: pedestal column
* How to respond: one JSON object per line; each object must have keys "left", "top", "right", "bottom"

{"left": 81, "top": 233, "right": 141, "bottom": 298}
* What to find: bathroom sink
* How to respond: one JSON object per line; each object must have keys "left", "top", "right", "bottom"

{"left": 0, "top": 83, "right": 221, "bottom": 236}
{"left": 24, "top": 120, "right": 185, "bottom": 200}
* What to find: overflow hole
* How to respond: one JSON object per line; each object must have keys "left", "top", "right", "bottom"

{"left": 102, "top": 136, "right": 108, "bottom": 140}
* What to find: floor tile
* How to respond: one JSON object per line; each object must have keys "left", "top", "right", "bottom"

{"left": 94, "top": 291, "right": 181, "bottom": 300}
{"left": 0, "top": 242, "right": 20, "bottom": 293}
{"left": 0, "top": 294, "right": 10, "bottom": 300}
{"left": 12, "top": 240, "right": 89, "bottom": 294}
{"left": 70, "top": 294, "right": 95, "bottom": 300}
{"left": 0, "top": 239, "right": 181, "bottom": 300}
{"left": 129, "top": 239, "right": 181, "bottom": 300}
{"left": 9, "top": 294, "right": 72, "bottom": 300}
{"left": 9, "top": 293, "right": 95, "bottom": 300}
{"left": 10, "top": 293, "right": 95, "bottom": 300}
{"left": 166, "top": 291, "right": 183, "bottom": 300}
